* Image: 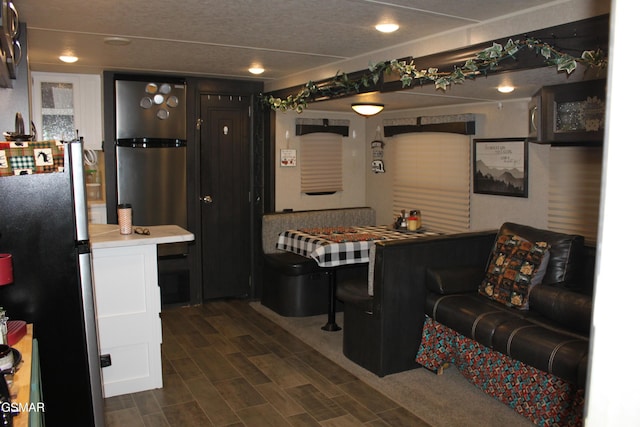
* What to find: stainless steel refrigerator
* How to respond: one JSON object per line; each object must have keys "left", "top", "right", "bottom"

{"left": 114, "top": 77, "right": 190, "bottom": 304}
{"left": 114, "top": 78, "right": 188, "bottom": 231}
{"left": 0, "top": 139, "right": 104, "bottom": 426}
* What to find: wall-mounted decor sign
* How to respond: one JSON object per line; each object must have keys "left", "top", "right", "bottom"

{"left": 280, "top": 149, "right": 297, "bottom": 167}
{"left": 473, "top": 138, "right": 528, "bottom": 198}
{"left": 371, "top": 139, "right": 385, "bottom": 173}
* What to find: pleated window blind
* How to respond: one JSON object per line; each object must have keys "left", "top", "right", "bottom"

{"left": 392, "top": 133, "right": 470, "bottom": 233}
{"left": 300, "top": 133, "right": 343, "bottom": 194}
{"left": 548, "top": 146, "right": 603, "bottom": 245}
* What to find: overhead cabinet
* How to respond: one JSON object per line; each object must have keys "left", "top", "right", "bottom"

{"left": 528, "top": 79, "right": 606, "bottom": 145}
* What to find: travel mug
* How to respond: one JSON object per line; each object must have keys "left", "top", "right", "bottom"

{"left": 117, "top": 204, "right": 133, "bottom": 235}
{"left": 0, "top": 254, "right": 12, "bottom": 286}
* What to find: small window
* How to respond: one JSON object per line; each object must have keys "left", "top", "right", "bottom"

{"left": 300, "top": 133, "right": 343, "bottom": 195}
{"left": 40, "top": 82, "right": 76, "bottom": 141}
{"left": 548, "top": 146, "right": 602, "bottom": 245}
{"left": 392, "top": 132, "right": 470, "bottom": 233}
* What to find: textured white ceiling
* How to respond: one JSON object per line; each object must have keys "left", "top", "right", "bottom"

{"left": 17, "top": 0, "right": 606, "bottom": 111}
{"left": 19, "top": 0, "right": 559, "bottom": 77}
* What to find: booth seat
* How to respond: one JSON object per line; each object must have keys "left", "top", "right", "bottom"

{"left": 261, "top": 207, "right": 375, "bottom": 316}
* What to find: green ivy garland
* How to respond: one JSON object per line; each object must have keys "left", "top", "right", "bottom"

{"left": 262, "top": 38, "right": 607, "bottom": 113}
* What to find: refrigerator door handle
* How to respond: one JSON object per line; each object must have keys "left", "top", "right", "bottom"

{"left": 68, "top": 139, "right": 90, "bottom": 242}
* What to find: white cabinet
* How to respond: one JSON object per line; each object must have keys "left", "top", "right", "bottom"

{"left": 31, "top": 72, "right": 103, "bottom": 150}
{"left": 92, "top": 243, "right": 163, "bottom": 397}
{"left": 89, "top": 224, "right": 194, "bottom": 398}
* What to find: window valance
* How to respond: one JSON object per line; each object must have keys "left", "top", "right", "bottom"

{"left": 383, "top": 113, "right": 475, "bottom": 137}
{"left": 295, "top": 118, "right": 350, "bottom": 137}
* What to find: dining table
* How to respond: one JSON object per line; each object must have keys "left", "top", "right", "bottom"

{"left": 276, "top": 225, "right": 436, "bottom": 331}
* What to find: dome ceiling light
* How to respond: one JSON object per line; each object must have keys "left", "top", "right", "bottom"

{"left": 375, "top": 23, "right": 399, "bottom": 33}
{"left": 248, "top": 66, "right": 265, "bottom": 75}
{"left": 59, "top": 55, "right": 78, "bottom": 63}
{"left": 351, "top": 103, "right": 384, "bottom": 116}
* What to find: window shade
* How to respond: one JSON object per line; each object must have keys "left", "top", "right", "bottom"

{"left": 548, "top": 146, "right": 602, "bottom": 245}
{"left": 393, "top": 133, "right": 470, "bottom": 233}
{"left": 300, "top": 133, "right": 343, "bottom": 194}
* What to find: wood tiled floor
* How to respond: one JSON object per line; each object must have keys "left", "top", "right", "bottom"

{"left": 104, "top": 299, "right": 431, "bottom": 427}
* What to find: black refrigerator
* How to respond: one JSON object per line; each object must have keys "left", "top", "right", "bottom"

{"left": 0, "top": 139, "right": 104, "bottom": 426}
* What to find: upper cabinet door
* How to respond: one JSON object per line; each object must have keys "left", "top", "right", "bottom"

{"left": 527, "top": 79, "right": 606, "bottom": 146}
{"left": 31, "top": 72, "right": 103, "bottom": 150}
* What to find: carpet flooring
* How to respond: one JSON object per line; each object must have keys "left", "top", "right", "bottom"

{"left": 249, "top": 302, "right": 535, "bottom": 427}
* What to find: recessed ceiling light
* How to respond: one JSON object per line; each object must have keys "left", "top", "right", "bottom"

{"left": 248, "top": 66, "right": 265, "bottom": 75}
{"left": 498, "top": 85, "right": 515, "bottom": 93}
{"left": 59, "top": 55, "right": 78, "bottom": 63}
{"left": 375, "top": 23, "right": 399, "bottom": 33}
{"left": 104, "top": 37, "right": 131, "bottom": 46}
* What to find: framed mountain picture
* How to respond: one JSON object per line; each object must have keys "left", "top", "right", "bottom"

{"left": 473, "top": 138, "right": 528, "bottom": 197}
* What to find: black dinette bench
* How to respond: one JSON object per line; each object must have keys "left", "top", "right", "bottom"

{"left": 262, "top": 251, "right": 329, "bottom": 317}
{"left": 260, "top": 207, "right": 376, "bottom": 317}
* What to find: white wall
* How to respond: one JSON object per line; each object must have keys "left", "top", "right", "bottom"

{"left": 273, "top": 97, "right": 563, "bottom": 232}
{"left": 274, "top": 98, "right": 551, "bottom": 231}
{"left": 274, "top": 110, "right": 367, "bottom": 211}
{"left": 586, "top": 0, "right": 640, "bottom": 425}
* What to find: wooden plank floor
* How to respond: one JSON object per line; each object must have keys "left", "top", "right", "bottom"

{"left": 104, "top": 299, "right": 431, "bottom": 427}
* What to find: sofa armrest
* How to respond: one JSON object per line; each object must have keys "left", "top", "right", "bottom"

{"left": 529, "top": 285, "right": 593, "bottom": 334}
{"left": 426, "top": 266, "right": 486, "bottom": 295}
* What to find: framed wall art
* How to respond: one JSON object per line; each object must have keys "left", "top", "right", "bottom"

{"left": 280, "top": 149, "right": 297, "bottom": 167}
{"left": 473, "top": 138, "right": 528, "bottom": 198}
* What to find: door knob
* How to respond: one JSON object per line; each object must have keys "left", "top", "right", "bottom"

{"left": 201, "top": 195, "right": 213, "bottom": 204}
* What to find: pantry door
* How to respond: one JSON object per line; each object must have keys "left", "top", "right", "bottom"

{"left": 199, "top": 94, "right": 251, "bottom": 299}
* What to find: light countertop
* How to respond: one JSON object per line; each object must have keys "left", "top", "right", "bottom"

{"left": 12, "top": 324, "right": 33, "bottom": 427}
{"left": 89, "top": 224, "right": 194, "bottom": 249}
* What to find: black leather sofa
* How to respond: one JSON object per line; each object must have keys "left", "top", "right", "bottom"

{"left": 337, "top": 223, "right": 595, "bottom": 383}
{"left": 423, "top": 223, "right": 593, "bottom": 386}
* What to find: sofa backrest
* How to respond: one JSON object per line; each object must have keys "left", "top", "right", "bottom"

{"left": 261, "top": 207, "right": 376, "bottom": 254}
{"left": 498, "top": 222, "right": 585, "bottom": 287}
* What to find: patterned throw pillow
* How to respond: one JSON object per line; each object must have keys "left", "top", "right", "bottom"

{"left": 479, "top": 234, "right": 550, "bottom": 310}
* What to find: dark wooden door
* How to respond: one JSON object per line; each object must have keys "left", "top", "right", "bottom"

{"left": 200, "top": 94, "right": 251, "bottom": 299}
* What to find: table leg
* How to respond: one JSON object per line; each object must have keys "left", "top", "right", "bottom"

{"left": 321, "top": 268, "right": 341, "bottom": 331}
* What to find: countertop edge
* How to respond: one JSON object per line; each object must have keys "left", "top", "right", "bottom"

{"left": 89, "top": 224, "right": 194, "bottom": 249}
